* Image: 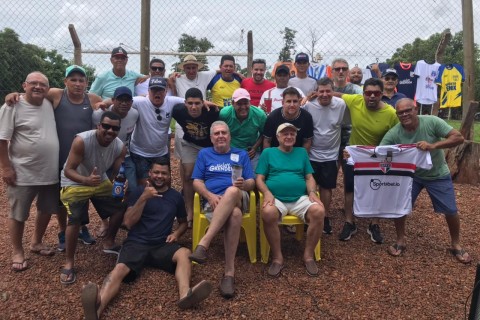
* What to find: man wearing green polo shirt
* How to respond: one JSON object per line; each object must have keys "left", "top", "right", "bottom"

{"left": 219, "top": 88, "right": 266, "bottom": 170}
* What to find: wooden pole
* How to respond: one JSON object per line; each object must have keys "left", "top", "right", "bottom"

{"left": 140, "top": 0, "right": 151, "bottom": 74}
{"left": 68, "top": 24, "right": 82, "bottom": 65}
{"left": 247, "top": 31, "right": 253, "bottom": 77}
{"left": 462, "top": 0, "right": 476, "bottom": 122}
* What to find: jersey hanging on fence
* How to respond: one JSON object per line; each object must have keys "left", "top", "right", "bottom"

{"left": 435, "top": 63, "right": 465, "bottom": 109}
{"left": 345, "top": 145, "right": 432, "bottom": 219}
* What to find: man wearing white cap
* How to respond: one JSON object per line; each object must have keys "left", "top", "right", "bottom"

{"left": 256, "top": 123, "right": 324, "bottom": 277}
{"left": 381, "top": 69, "right": 407, "bottom": 107}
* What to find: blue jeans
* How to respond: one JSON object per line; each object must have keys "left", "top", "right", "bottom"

{"left": 124, "top": 156, "right": 138, "bottom": 189}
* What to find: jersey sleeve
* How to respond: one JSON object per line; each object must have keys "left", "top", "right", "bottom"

{"left": 415, "top": 149, "right": 433, "bottom": 170}
{"left": 435, "top": 65, "right": 445, "bottom": 85}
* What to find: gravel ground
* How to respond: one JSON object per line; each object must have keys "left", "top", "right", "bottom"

{"left": 0, "top": 152, "right": 479, "bottom": 319}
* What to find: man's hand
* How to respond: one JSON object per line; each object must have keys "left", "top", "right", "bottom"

{"left": 1, "top": 166, "right": 16, "bottom": 186}
{"left": 343, "top": 149, "right": 350, "bottom": 160}
{"left": 166, "top": 233, "right": 178, "bottom": 243}
{"left": 247, "top": 148, "right": 256, "bottom": 159}
{"left": 207, "top": 194, "right": 222, "bottom": 210}
{"left": 262, "top": 191, "right": 275, "bottom": 208}
{"left": 94, "top": 101, "right": 108, "bottom": 111}
{"left": 416, "top": 141, "right": 435, "bottom": 151}
{"left": 203, "top": 100, "right": 219, "bottom": 112}
{"left": 141, "top": 180, "right": 162, "bottom": 200}
{"left": 85, "top": 167, "right": 101, "bottom": 187}
{"left": 308, "top": 191, "right": 323, "bottom": 206}
{"left": 5, "top": 92, "right": 21, "bottom": 106}
{"left": 258, "top": 103, "right": 267, "bottom": 113}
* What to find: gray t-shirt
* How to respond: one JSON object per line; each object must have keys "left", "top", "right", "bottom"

{"left": 0, "top": 96, "right": 59, "bottom": 185}
{"left": 304, "top": 96, "right": 347, "bottom": 161}
{"left": 288, "top": 76, "right": 318, "bottom": 96}
{"left": 92, "top": 107, "right": 138, "bottom": 143}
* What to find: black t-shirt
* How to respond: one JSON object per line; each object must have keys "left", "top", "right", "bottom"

{"left": 126, "top": 187, "right": 186, "bottom": 245}
{"left": 172, "top": 103, "right": 219, "bottom": 147}
{"left": 263, "top": 108, "right": 314, "bottom": 147}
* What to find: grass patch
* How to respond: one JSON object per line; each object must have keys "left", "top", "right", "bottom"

{"left": 445, "top": 120, "right": 480, "bottom": 142}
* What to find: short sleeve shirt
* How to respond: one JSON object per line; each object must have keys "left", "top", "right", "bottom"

{"left": 263, "top": 108, "right": 314, "bottom": 147}
{"left": 241, "top": 78, "right": 275, "bottom": 106}
{"left": 90, "top": 69, "right": 143, "bottom": 99}
{"left": 172, "top": 103, "right": 219, "bottom": 147}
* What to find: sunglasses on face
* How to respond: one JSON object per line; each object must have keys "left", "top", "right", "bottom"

{"left": 100, "top": 123, "right": 121, "bottom": 131}
{"left": 384, "top": 76, "right": 397, "bottom": 81}
{"left": 151, "top": 66, "right": 165, "bottom": 72}
{"left": 155, "top": 108, "right": 162, "bottom": 121}
{"left": 363, "top": 90, "right": 382, "bottom": 97}
{"left": 333, "top": 67, "right": 348, "bottom": 72}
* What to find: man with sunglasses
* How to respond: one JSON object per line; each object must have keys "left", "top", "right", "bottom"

{"left": 380, "top": 98, "right": 470, "bottom": 263}
{"left": 381, "top": 69, "right": 406, "bottom": 107}
{"left": 129, "top": 77, "right": 184, "bottom": 186}
{"left": 336, "top": 78, "right": 398, "bottom": 243}
{"left": 241, "top": 58, "right": 275, "bottom": 106}
{"left": 60, "top": 111, "right": 127, "bottom": 284}
{"left": 135, "top": 58, "right": 174, "bottom": 96}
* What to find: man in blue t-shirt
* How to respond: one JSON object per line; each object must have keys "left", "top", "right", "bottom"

{"left": 190, "top": 120, "right": 255, "bottom": 299}
{"left": 80, "top": 160, "right": 212, "bottom": 318}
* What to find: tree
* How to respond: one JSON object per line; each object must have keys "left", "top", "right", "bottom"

{"left": 278, "top": 27, "right": 297, "bottom": 62}
{"left": 0, "top": 28, "right": 96, "bottom": 100}
{"left": 387, "top": 31, "right": 480, "bottom": 101}
{"left": 301, "top": 27, "right": 324, "bottom": 62}
{"left": 174, "top": 33, "right": 214, "bottom": 72}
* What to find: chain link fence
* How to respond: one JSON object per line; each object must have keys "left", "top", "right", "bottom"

{"left": 0, "top": 0, "right": 478, "bottom": 98}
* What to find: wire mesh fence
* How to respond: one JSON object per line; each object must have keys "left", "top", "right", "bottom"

{"left": 0, "top": 0, "right": 478, "bottom": 99}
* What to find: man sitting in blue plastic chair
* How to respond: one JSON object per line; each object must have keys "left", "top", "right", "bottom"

{"left": 189, "top": 121, "right": 255, "bottom": 298}
{"left": 256, "top": 122, "right": 325, "bottom": 278}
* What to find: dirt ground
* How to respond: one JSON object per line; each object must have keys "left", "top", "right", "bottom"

{"left": 0, "top": 154, "right": 479, "bottom": 320}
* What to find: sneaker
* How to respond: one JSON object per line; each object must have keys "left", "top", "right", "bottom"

{"left": 323, "top": 217, "right": 332, "bottom": 234}
{"left": 78, "top": 226, "right": 96, "bottom": 245}
{"left": 338, "top": 222, "right": 357, "bottom": 241}
{"left": 57, "top": 231, "right": 66, "bottom": 252}
{"left": 367, "top": 223, "right": 384, "bottom": 244}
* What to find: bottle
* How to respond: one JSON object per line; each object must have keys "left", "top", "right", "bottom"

{"left": 112, "top": 162, "right": 126, "bottom": 198}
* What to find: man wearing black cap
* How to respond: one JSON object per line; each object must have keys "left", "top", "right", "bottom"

{"left": 288, "top": 53, "right": 318, "bottom": 96}
{"left": 90, "top": 47, "right": 145, "bottom": 99}
{"left": 129, "top": 77, "right": 184, "bottom": 186}
{"left": 381, "top": 69, "right": 407, "bottom": 107}
{"left": 259, "top": 65, "right": 305, "bottom": 112}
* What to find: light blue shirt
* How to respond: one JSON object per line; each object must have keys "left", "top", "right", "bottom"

{"left": 90, "top": 69, "right": 142, "bottom": 99}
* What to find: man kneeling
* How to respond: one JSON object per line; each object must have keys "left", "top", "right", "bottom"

{"left": 256, "top": 123, "right": 325, "bottom": 277}
{"left": 81, "top": 160, "right": 212, "bottom": 319}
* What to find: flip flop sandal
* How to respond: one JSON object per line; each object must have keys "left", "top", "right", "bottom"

{"left": 30, "top": 247, "right": 55, "bottom": 256}
{"left": 11, "top": 260, "right": 28, "bottom": 272}
{"left": 387, "top": 243, "right": 407, "bottom": 257}
{"left": 81, "top": 282, "right": 100, "bottom": 320}
{"left": 448, "top": 248, "right": 472, "bottom": 264}
{"left": 60, "top": 268, "right": 76, "bottom": 285}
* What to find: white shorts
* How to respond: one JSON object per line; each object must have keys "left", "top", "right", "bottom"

{"left": 274, "top": 195, "right": 319, "bottom": 223}
{"left": 203, "top": 190, "right": 249, "bottom": 221}
{"left": 173, "top": 124, "right": 184, "bottom": 159}
{"left": 179, "top": 139, "right": 203, "bottom": 164}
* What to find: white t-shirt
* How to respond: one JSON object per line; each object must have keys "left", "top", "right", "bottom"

{"left": 175, "top": 71, "right": 216, "bottom": 98}
{"left": 134, "top": 81, "right": 173, "bottom": 97}
{"left": 414, "top": 60, "right": 441, "bottom": 104}
{"left": 346, "top": 145, "right": 432, "bottom": 218}
{"left": 0, "top": 97, "right": 59, "bottom": 185}
{"left": 304, "top": 97, "right": 347, "bottom": 161}
{"left": 259, "top": 87, "right": 305, "bottom": 111}
{"left": 92, "top": 106, "right": 139, "bottom": 143}
{"left": 288, "top": 76, "right": 318, "bottom": 96}
{"left": 130, "top": 96, "right": 184, "bottom": 157}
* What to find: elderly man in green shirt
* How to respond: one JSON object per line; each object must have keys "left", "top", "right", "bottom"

{"left": 219, "top": 88, "right": 266, "bottom": 170}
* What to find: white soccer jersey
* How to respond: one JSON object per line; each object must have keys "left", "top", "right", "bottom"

{"left": 346, "top": 145, "right": 432, "bottom": 218}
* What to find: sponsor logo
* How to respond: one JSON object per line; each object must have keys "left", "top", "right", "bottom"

{"left": 370, "top": 179, "right": 400, "bottom": 190}
{"left": 208, "top": 163, "right": 232, "bottom": 172}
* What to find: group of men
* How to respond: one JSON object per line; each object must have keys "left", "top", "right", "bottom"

{"left": 0, "top": 48, "right": 472, "bottom": 319}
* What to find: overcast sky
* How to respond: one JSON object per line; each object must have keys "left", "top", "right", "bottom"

{"left": 1, "top": 0, "right": 479, "bottom": 75}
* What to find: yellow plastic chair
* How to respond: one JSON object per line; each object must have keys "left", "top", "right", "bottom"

{"left": 259, "top": 192, "right": 321, "bottom": 264}
{"left": 192, "top": 191, "right": 257, "bottom": 263}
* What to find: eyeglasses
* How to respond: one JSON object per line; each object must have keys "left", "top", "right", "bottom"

{"left": 155, "top": 108, "right": 162, "bottom": 121}
{"left": 25, "top": 80, "right": 48, "bottom": 88}
{"left": 333, "top": 67, "right": 348, "bottom": 72}
{"left": 396, "top": 108, "right": 414, "bottom": 116}
{"left": 384, "top": 76, "right": 397, "bottom": 81}
{"left": 151, "top": 66, "right": 165, "bottom": 72}
{"left": 100, "top": 123, "right": 121, "bottom": 131}
{"left": 363, "top": 90, "right": 382, "bottom": 97}
{"left": 252, "top": 59, "right": 266, "bottom": 65}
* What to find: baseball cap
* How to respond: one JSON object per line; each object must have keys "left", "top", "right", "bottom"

{"left": 111, "top": 47, "right": 128, "bottom": 58}
{"left": 149, "top": 76, "right": 167, "bottom": 89}
{"left": 295, "top": 52, "right": 309, "bottom": 63}
{"left": 232, "top": 88, "right": 251, "bottom": 102}
{"left": 382, "top": 68, "right": 398, "bottom": 78}
{"left": 65, "top": 65, "right": 86, "bottom": 77}
{"left": 113, "top": 86, "right": 132, "bottom": 99}
{"left": 276, "top": 123, "right": 298, "bottom": 135}
{"left": 276, "top": 64, "right": 290, "bottom": 75}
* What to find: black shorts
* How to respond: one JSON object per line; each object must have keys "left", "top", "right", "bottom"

{"left": 118, "top": 240, "right": 183, "bottom": 283}
{"left": 342, "top": 160, "right": 354, "bottom": 193}
{"left": 310, "top": 160, "right": 338, "bottom": 189}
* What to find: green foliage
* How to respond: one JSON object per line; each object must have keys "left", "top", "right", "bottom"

{"left": 174, "top": 33, "right": 214, "bottom": 72}
{"left": 387, "top": 31, "right": 480, "bottom": 101}
{"left": 278, "top": 27, "right": 297, "bottom": 62}
{"left": 0, "top": 28, "right": 96, "bottom": 100}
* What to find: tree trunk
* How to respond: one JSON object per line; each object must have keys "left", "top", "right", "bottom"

{"left": 445, "top": 141, "right": 480, "bottom": 185}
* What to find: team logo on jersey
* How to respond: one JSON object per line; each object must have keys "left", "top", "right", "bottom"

{"left": 379, "top": 159, "right": 391, "bottom": 173}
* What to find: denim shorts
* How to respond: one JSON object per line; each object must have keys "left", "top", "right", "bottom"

{"left": 412, "top": 175, "right": 457, "bottom": 215}
{"left": 130, "top": 152, "right": 169, "bottom": 180}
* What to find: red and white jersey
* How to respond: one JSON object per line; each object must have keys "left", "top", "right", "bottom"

{"left": 346, "top": 145, "right": 432, "bottom": 218}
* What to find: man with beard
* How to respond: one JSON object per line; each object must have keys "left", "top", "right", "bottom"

{"left": 59, "top": 111, "right": 127, "bottom": 284}
{"left": 241, "top": 58, "right": 275, "bottom": 106}
{"left": 80, "top": 159, "right": 212, "bottom": 320}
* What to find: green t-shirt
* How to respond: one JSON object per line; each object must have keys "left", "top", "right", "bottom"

{"left": 219, "top": 105, "right": 266, "bottom": 150}
{"left": 255, "top": 147, "right": 313, "bottom": 202}
{"left": 342, "top": 94, "right": 399, "bottom": 145}
{"left": 380, "top": 115, "right": 453, "bottom": 180}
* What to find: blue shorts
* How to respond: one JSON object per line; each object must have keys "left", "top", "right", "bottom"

{"left": 130, "top": 152, "right": 169, "bottom": 180}
{"left": 412, "top": 175, "right": 457, "bottom": 215}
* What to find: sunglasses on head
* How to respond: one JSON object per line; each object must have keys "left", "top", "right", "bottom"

{"left": 363, "top": 90, "right": 382, "bottom": 97}
{"left": 333, "top": 67, "right": 348, "bottom": 72}
{"left": 155, "top": 108, "right": 162, "bottom": 121}
{"left": 151, "top": 66, "right": 165, "bottom": 72}
{"left": 100, "top": 123, "right": 121, "bottom": 131}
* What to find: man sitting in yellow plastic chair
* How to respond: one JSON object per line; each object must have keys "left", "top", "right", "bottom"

{"left": 190, "top": 121, "right": 255, "bottom": 298}
{"left": 256, "top": 122, "right": 325, "bottom": 277}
